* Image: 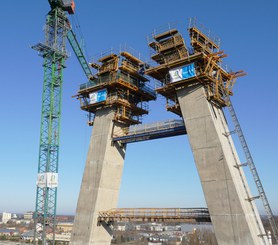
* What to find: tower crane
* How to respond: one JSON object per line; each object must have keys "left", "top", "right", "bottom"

{"left": 32, "top": 0, "right": 92, "bottom": 244}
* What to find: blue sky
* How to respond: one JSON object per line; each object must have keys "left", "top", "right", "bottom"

{"left": 0, "top": 0, "right": 277, "bottom": 215}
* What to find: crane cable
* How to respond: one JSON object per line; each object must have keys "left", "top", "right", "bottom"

{"left": 69, "top": 9, "right": 90, "bottom": 62}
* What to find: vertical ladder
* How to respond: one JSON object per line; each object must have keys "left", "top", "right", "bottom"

{"left": 226, "top": 97, "right": 278, "bottom": 244}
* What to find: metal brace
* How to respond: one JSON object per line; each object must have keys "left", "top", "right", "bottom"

{"left": 245, "top": 195, "right": 260, "bottom": 202}
{"left": 222, "top": 130, "right": 236, "bottom": 137}
{"left": 234, "top": 162, "right": 248, "bottom": 169}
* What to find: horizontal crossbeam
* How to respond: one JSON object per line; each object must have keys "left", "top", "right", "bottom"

{"left": 98, "top": 208, "right": 211, "bottom": 224}
{"left": 113, "top": 119, "right": 187, "bottom": 144}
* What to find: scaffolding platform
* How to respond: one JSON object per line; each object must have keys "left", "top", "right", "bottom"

{"left": 148, "top": 28, "right": 189, "bottom": 66}
{"left": 98, "top": 208, "right": 211, "bottom": 224}
{"left": 113, "top": 119, "right": 186, "bottom": 144}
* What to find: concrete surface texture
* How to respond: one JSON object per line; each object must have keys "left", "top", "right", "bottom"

{"left": 177, "top": 84, "right": 269, "bottom": 245}
{"left": 70, "top": 108, "right": 126, "bottom": 245}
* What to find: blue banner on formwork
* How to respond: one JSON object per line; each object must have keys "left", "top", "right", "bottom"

{"left": 182, "top": 63, "right": 196, "bottom": 79}
{"left": 89, "top": 89, "right": 107, "bottom": 104}
{"left": 169, "top": 63, "right": 196, "bottom": 83}
{"left": 97, "top": 89, "right": 107, "bottom": 102}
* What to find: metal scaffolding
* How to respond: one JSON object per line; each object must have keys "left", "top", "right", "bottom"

{"left": 112, "top": 119, "right": 186, "bottom": 144}
{"left": 76, "top": 49, "right": 156, "bottom": 126}
{"left": 98, "top": 208, "right": 211, "bottom": 224}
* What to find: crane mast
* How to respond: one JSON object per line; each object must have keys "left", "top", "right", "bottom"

{"left": 32, "top": 0, "right": 91, "bottom": 244}
{"left": 32, "top": 6, "right": 69, "bottom": 244}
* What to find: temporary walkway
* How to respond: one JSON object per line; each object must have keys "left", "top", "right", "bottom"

{"left": 98, "top": 208, "right": 211, "bottom": 224}
{"left": 112, "top": 119, "right": 186, "bottom": 144}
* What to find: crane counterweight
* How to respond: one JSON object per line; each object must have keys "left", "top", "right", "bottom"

{"left": 48, "top": 0, "right": 75, "bottom": 14}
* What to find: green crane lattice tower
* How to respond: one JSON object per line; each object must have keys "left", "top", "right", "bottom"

{"left": 32, "top": 6, "right": 69, "bottom": 245}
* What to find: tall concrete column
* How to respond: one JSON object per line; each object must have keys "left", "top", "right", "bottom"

{"left": 176, "top": 84, "right": 269, "bottom": 245}
{"left": 70, "top": 108, "right": 126, "bottom": 245}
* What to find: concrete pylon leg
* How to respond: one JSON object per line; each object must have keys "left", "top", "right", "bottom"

{"left": 176, "top": 85, "right": 269, "bottom": 245}
{"left": 70, "top": 108, "right": 126, "bottom": 245}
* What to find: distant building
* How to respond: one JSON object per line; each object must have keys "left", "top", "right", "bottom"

{"left": 164, "top": 225, "right": 181, "bottom": 231}
{"left": 2, "top": 212, "right": 12, "bottom": 223}
{"left": 21, "top": 230, "right": 35, "bottom": 242}
{"left": 135, "top": 225, "right": 141, "bottom": 231}
{"left": 0, "top": 228, "right": 19, "bottom": 236}
{"left": 56, "top": 215, "right": 74, "bottom": 222}
{"left": 15, "top": 219, "right": 31, "bottom": 225}
{"left": 55, "top": 233, "right": 71, "bottom": 242}
{"left": 45, "top": 232, "right": 71, "bottom": 242}
{"left": 24, "top": 211, "right": 34, "bottom": 220}
{"left": 56, "top": 222, "right": 73, "bottom": 233}
{"left": 148, "top": 237, "right": 162, "bottom": 245}
{"left": 114, "top": 224, "right": 126, "bottom": 231}
{"left": 268, "top": 231, "right": 272, "bottom": 245}
{"left": 150, "top": 223, "right": 163, "bottom": 232}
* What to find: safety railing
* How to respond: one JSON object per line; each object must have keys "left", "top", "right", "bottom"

{"left": 114, "top": 119, "right": 184, "bottom": 138}
{"left": 140, "top": 84, "right": 156, "bottom": 98}
{"left": 188, "top": 17, "right": 221, "bottom": 47}
{"left": 149, "top": 22, "right": 178, "bottom": 40}
{"left": 79, "top": 72, "right": 156, "bottom": 97}
{"left": 119, "top": 44, "right": 143, "bottom": 62}
{"left": 121, "top": 59, "right": 139, "bottom": 72}
{"left": 91, "top": 48, "right": 115, "bottom": 64}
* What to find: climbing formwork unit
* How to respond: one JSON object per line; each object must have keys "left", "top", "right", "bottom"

{"left": 76, "top": 50, "right": 155, "bottom": 126}
{"left": 70, "top": 50, "right": 156, "bottom": 245}
{"left": 146, "top": 21, "right": 269, "bottom": 245}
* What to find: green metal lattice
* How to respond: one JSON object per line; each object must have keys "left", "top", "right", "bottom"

{"left": 32, "top": 7, "right": 69, "bottom": 245}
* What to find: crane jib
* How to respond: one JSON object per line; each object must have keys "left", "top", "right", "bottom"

{"left": 67, "top": 29, "right": 93, "bottom": 80}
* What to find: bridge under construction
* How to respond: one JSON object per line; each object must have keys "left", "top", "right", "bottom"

{"left": 32, "top": 1, "right": 278, "bottom": 245}
{"left": 69, "top": 19, "right": 276, "bottom": 245}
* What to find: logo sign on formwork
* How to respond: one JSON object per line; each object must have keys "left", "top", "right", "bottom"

{"left": 169, "top": 63, "right": 196, "bottom": 83}
{"left": 89, "top": 89, "right": 107, "bottom": 104}
{"left": 36, "top": 173, "right": 58, "bottom": 188}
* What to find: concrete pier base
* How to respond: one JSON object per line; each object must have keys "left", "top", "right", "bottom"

{"left": 177, "top": 84, "right": 269, "bottom": 245}
{"left": 70, "top": 108, "right": 126, "bottom": 245}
